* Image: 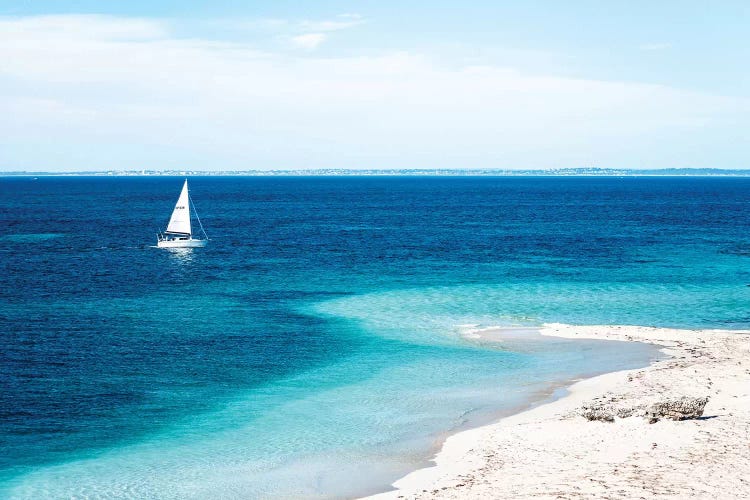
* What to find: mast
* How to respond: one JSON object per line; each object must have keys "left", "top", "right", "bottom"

{"left": 165, "top": 179, "right": 192, "bottom": 236}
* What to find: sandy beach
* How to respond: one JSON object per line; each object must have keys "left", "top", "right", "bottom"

{"left": 367, "top": 324, "right": 750, "bottom": 499}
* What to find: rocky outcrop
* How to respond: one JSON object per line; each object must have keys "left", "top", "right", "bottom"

{"left": 580, "top": 403, "right": 615, "bottom": 422}
{"left": 579, "top": 395, "right": 709, "bottom": 423}
{"left": 646, "top": 396, "right": 709, "bottom": 423}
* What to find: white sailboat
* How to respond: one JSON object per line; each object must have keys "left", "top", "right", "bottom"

{"left": 156, "top": 179, "right": 208, "bottom": 248}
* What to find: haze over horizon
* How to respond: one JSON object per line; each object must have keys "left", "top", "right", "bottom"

{"left": 1, "top": 1, "right": 748, "bottom": 172}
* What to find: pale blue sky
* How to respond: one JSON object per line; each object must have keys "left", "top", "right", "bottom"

{"left": 1, "top": 1, "right": 748, "bottom": 171}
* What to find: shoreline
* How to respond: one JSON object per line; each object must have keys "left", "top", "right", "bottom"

{"left": 354, "top": 326, "right": 661, "bottom": 500}
{"left": 366, "top": 323, "right": 750, "bottom": 499}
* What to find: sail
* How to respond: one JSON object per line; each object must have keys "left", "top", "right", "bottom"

{"left": 165, "top": 180, "right": 192, "bottom": 235}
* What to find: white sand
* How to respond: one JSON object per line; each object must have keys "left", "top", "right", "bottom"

{"left": 367, "top": 324, "right": 750, "bottom": 499}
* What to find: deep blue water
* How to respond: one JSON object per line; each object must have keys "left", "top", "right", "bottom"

{"left": 1, "top": 176, "right": 749, "bottom": 498}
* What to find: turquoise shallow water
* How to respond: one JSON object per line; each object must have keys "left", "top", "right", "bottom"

{"left": 1, "top": 176, "right": 748, "bottom": 497}
{"left": 2, "top": 301, "right": 657, "bottom": 499}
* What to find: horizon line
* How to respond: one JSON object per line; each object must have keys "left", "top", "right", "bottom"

{"left": 2, "top": 167, "right": 750, "bottom": 177}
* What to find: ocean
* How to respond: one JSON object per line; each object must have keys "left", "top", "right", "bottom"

{"left": 1, "top": 176, "right": 749, "bottom": 498}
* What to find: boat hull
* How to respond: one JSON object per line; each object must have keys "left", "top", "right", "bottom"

{"left": 157, "top": 238, "right": 208, "bottom": 248}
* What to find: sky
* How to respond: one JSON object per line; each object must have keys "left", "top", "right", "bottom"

{"left": 1, "top": 1, "right": 748, "bottom": 171}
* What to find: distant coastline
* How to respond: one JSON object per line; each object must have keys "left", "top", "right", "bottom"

{"left": 2, "top": 168, "right": 750, "bottom": 177}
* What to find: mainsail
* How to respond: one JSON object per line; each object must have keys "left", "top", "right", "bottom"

{"left": 165, "top": 180, "right": 192, "bottom": 235}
